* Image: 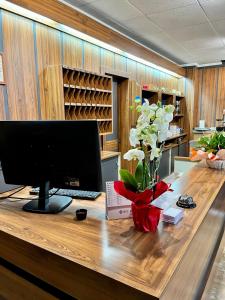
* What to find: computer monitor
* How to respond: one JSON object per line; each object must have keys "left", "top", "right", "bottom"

{"left": 0, "top": 120, "right": 102, "bottom": 213}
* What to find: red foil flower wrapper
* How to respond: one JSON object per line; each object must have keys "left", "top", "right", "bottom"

{"left": 114, "top": 181, "right": 170, "bottom": 232}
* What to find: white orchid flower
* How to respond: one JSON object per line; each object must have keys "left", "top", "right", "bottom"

{"left": 164, "top": 113, "right": 173, "bottom": 122}
{"left": 164, "top": 104, "right": 175, "bottom": 114}
{"left": 143, "top": 133, "right": 157, "bottom": 148}
{"left": 143, "top": 99, "right": 149, "bottom": 106}
{"left": 123, "top": 149, "right": 145, "bottom": 161}
{"left": 129, "top": 128, "right": 139, "bottom": 147}
{"left": 156, "top": 108, "right": 163, "bottom": 118}
{"left": 158, "top": 131, "right": 168, "bottom": 143}
{"left": 149, "top": 103, "right": 158, "bottom": 111}
{"left": 150, "top": 147, "right": 161, "bottom": 160}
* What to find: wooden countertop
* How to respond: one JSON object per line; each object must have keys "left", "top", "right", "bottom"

{"left": 101, "top": 150, "right": 120, "bottom": 160}
{"left": 0, "top": 166, "right": 225, "bottom": 299}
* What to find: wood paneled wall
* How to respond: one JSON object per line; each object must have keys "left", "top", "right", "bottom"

{"left": 186, "top": 66, "right": 225, "bottom": 129}
{"left": 0, "top": 9, "right": 184, "bottom": 121}
{"left": 2, "top": 12, "right": 38, "bottom": 120}
{"left": 9, "top": 0, "right": 185, "bottom": 76}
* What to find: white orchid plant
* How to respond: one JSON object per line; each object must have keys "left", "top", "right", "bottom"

{"left": 120, "top": 99, "right": 175, "bottom": 192}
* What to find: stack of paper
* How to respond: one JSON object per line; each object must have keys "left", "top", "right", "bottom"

{"left": 162, "top": 207, "right": 184, "bottom": 225}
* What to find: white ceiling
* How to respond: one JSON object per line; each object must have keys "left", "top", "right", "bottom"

{"left": 61, "top": 0, "right": 225, "bottom": 65}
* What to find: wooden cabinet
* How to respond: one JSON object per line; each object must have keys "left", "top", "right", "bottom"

{"left": 62, "top": 66, "right": 113, "bottom": 135}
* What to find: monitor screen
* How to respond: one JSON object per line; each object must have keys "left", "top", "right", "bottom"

{"left": 0, "top": 120, "right": 102, "bottom": 213}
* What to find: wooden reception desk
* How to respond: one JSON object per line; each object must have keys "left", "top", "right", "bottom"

{"left": 0, "top": 166, "right": 225, "bottom": 299}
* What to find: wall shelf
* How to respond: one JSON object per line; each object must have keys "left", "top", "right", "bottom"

{"left": 62, "top": 66, "right": 113, "bottom": 135}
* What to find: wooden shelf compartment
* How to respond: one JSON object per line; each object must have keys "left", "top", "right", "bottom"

{"left": 142, "top": 89, "right": 158, "bottom": 104}
{"left": 173, "top": 114, "right": 184, "bottom": 118}
{"left": 63, "top": 85, "right": 112, "bottom": 106}
{"left": 65, "top": 106, "right": 112, "bottom": 121}
{"left": 165, "top": 133, "right": 187, "bottom": 142}
{"left": 175, "top": 94, "right": 185, "bottom": 100}
{"left": 63, "top": 66, "right": 113, "bottom": 136}
{"left": 98, "top": 120, "right": 113, "bottom": 135}
{"left": 63, "top": 66, "right": 112, "bottom": 90}
{"left": 161, "top": 92, "right": 174, "bottom": 106}
{"left": 64, "top": 102, "right": 112, "bottom": 108}
{"left": 64, "top": 84, "right": 112, "bottom": 93}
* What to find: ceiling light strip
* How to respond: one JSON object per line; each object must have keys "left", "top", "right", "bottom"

{"left": 59, "top": 0, "right": 180, "bottom": 66}
{"left": 0, "top": 0, "right": 182, "bottom": 78}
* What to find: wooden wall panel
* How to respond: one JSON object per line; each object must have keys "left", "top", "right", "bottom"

{"left": 185, "top": 66, "right": 225, "bottom": 130}
{"left": 198, "top": 67, "right": 218, "bottom": 127}
{"left": 178, "top": 77, "right": 185, "bottom": 94}
{"left": 215, "top": 67, "right": 225, "bottom": 122}
{"left": 152, "top": 69, "right": 160, "bottom": 86}
{"left": 145, "top": 66, "right": 152, "bottom": 84}
{"left": 62, "top": 33, "right": 83, "bottom": 68}
{"left": 9, "top": 0, "right": 185, "bottom": 76}
{"left": 0, "top": 86, "right": 6, "bottom": 120}
{"left": 0, "top": 8, "right": 185, "bottom": 128}
{"left": 36, "top": 23, "right": 64, "bottom": 120}
{"left": 2, "top": 11, "right": 38, "bottom": 120}
{"left": 114, "top": 54, "right": 126, "bottom": 73}
{"left": 127, "top": 59, "right": 136, "bottom": 80}
{"left": 83, "top": 42, "right": 100, "bottom": 73}
{"left": 100, "top": 49, "right": 114, "bottom": 73}
{"left": 136, "top": 63, "right": 146, "bottom": 84}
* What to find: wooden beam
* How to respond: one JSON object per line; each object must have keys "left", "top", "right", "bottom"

{"left": 8, "top": 0, "right": 185, "bottom": 76}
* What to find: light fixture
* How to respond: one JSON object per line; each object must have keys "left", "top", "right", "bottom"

{"left": 0, "top": 0, "right": 182, "bottom": 78}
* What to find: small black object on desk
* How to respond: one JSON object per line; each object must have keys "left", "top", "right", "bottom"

{"left": 177, "top": 194, "right": 196, "bottom": 209}
{"left": 76, "top": 209, "right": 87, "bottom": 221}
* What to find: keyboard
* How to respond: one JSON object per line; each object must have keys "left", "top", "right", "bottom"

{"left": 30, "top": 188, "right": 101, "bottom": 200}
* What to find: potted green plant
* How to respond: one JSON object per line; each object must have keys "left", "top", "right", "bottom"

{"left": 191, "top": 131, "right": 225, "bottom": 169}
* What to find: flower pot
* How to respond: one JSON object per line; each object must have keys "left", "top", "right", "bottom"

{"left": 114, "top": 180, "right": 170, "bottom": 232}
{"left": 206, "top": 159, "right": 225, "bottom": 169}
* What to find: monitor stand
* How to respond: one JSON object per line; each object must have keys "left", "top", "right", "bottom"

{"left": 23, "top": 181, "right": 72, "bottom": 214}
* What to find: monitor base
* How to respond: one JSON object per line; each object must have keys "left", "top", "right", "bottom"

{"left": 23, "top": 195, "right": 72, "bottom": 214}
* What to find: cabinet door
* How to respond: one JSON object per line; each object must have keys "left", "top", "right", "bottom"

{"left": 158, "top": 149, "right": 170, "bottom": 180}
{"left": 179, "top": 142, "right": 189, "bottom": 157}
{"left": 101, "top": 156, "right": 118, "bottom": 191}
{"left": 171, "top": 146, "right": 179, "bottom": 173}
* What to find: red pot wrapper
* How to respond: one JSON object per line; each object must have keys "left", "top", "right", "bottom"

{"left": 114, "top": 180, "right": 171, "bottom": 232}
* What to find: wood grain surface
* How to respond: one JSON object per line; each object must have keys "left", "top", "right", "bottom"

{"left": 83, "top": 42, "right": 101, "bottom": 74}
{"left": 2, "top": 10, "right": 38, "bottom": 120}
{"left": 202, "top": 219, "right": 225, "bottom": 300}
{"left": 36, "top": 23, "right": 63, "bottom": 120}
{"left": 0, "top": 7, "right": 185, "bottom": 123}
{"left": 101, "top": 150, "right": 120, "bottom": 160}
{"left": 0, "top": 86, "right": 6, "bottom": 120}
{"left": 0, "top": 264, "right": 57, "bottom": 300}
{"left": 0, "top": 166, "right": 224, "bottom": 299}
{"left": 62, "top": 33, "right": 83, "bottom": 68}
{"left": 162, "top": 181, "right": 225, "bottom": 300}
{"left": 186, "top": 66, "right": 225, "bottom": 128}
{"left": 8, "top": 0, "right": 185, "bottom": 76}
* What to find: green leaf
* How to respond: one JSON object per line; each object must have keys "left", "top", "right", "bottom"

{"left": 135, "top": 161, "right": 143, "bottom": 185}
{"left": 119, "top": 169, "right": 138, "bottom": 191}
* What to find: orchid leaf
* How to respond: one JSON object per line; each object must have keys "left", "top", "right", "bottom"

{"left": 134, "top": 161, "right": 143, "bottom": 186}
{"left": 119, "top": 169, "right": 137, "bottom": 191}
